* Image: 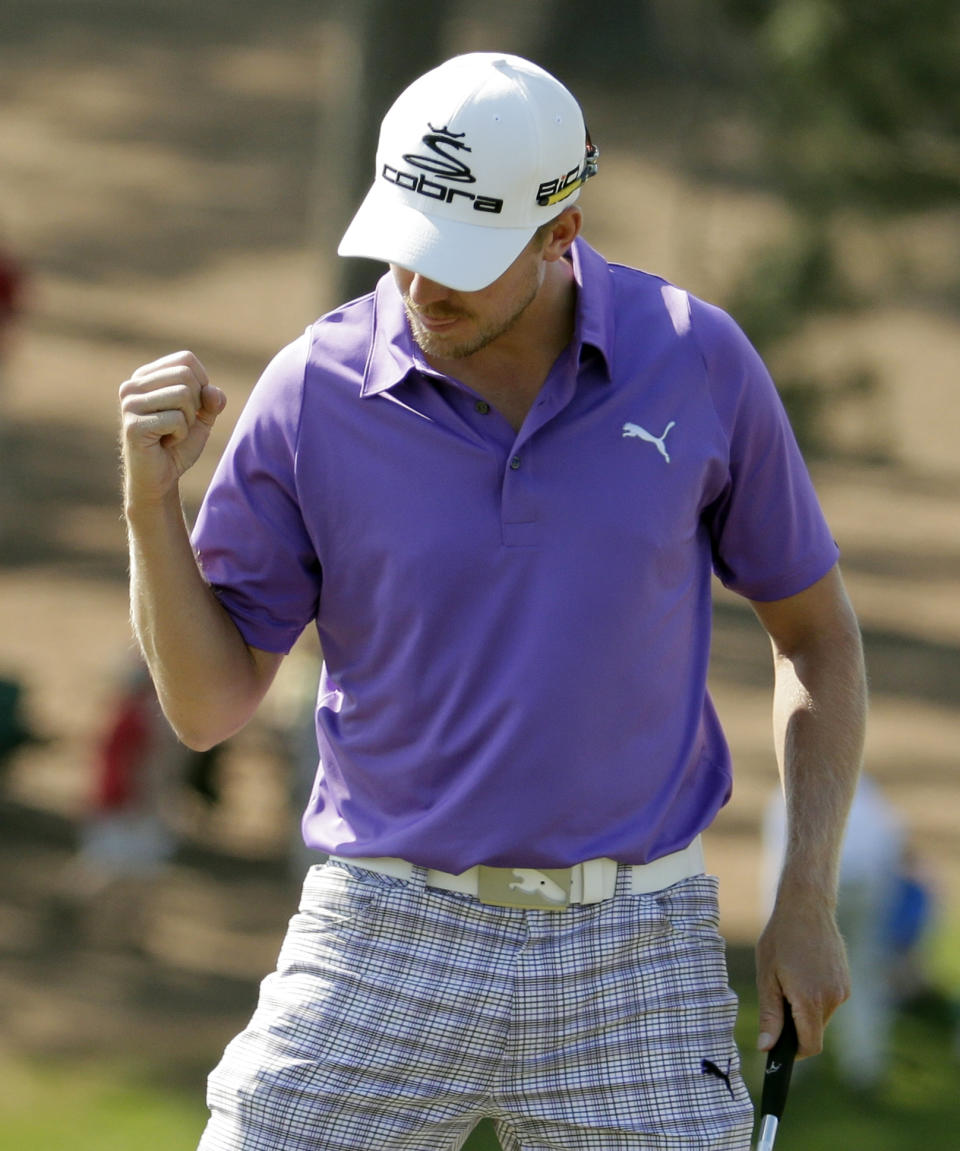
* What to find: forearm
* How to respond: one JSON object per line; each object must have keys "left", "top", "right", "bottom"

{"left": 770, "top": 616, "right": 867, "bottom": 909}
{"left": 126, "top": 488, "right": 273, "bottom": 749}
{"left": 750, "top": 567, "right": 867, "bottom": 1053}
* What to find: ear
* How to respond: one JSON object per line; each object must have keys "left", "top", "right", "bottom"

{"left": 541, "top": 206, "right": 583, "bottom": 263}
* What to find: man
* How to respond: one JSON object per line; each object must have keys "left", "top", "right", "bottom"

{"left": 120, "top": 53, "right": 866, "bottom": 1150}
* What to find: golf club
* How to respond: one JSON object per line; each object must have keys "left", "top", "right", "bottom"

{"left": 756, "top": 998, "right": 799, "bottom": 1151}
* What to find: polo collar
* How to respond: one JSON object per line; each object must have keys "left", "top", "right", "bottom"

{"left": 360, "top": 237, "right": 615, "bottom": 399}
{"left": 359, "top": 275, "right": 420, "bottom": 398}
{"left": 569, "top": 238, "right": 615, "bottom": 378}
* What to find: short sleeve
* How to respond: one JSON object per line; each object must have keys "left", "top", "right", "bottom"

{"left": 693, "top": 301, "right": 839, "bottom": 601}
{"left": 191, "top": 332, "right": 321, "bottom": 652}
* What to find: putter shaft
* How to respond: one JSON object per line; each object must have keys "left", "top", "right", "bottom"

{"left": 756, "top": 1114, "right": 779, "bottom": 1151}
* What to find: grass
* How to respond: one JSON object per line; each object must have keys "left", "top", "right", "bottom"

{"left": 1, "top": 934, "right": 957, "bottom": 1151}
{"left": 0, "top": 1056, "right": 208, "bottom": 1151}
{"left": 732, "top": 992, "right": 960, "bottom": 1150}
{"left": 766, "top": 999, "right": 960, "bottom": 1149}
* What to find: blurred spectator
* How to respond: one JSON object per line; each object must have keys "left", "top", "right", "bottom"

{"left": 0, "top": 239, "right": 26, "bottom": 385}
{"left": 0, "top": 236, "right": 27, "bottom": 547}
{"left": 884, "top": 842, "right": 938, "bottom": 1007}
{"left": 0, "top": 674, "right": 40, "bottom": 776}
{"left": 61, "top": 656, "right": 204, "bottom": 947}
{"left": 762, "top": 773, "right": 936, "bottom": 1092}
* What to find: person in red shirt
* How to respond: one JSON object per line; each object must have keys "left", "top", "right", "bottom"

{"left": 0, "top": 245, "right": 25, "bottom": 375}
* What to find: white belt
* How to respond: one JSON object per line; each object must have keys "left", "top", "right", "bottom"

{"left": 329, "top": 836, "right": 704, "bottom": 911}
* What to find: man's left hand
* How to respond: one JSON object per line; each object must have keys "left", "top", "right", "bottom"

{"left": 755, "top": 897, "right": 850, "bottom": 1059}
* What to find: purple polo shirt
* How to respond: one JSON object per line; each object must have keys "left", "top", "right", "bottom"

{"left": 192, "top": 238, "right": 838, "bottom": 871}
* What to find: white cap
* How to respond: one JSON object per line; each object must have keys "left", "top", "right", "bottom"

{"left": 338, "top": 52, "right": 597, "bottom": 292}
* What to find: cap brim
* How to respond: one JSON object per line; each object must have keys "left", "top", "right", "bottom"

{"left": 337, "top": 181, "right": 537, "bottom": 292}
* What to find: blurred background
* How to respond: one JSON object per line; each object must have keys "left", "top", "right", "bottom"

{"left": 1, "top": 2, "right": 957, "bottom": 1147}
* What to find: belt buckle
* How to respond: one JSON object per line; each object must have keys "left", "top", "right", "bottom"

{"left": 476, "top": 866, "right": 572, "bottom": 910}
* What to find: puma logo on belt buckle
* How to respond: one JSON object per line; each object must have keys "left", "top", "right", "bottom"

{"left": 476, "top": 866, "right": 572, "bottom": 909}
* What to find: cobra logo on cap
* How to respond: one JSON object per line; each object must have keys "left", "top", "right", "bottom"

{"left": 381, "top": 122, "right": 505, "bottom": 214}
{"left": 403, "top": 125, "right": 476, "bottom": 183}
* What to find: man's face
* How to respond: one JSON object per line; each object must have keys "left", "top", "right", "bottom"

{"left": 391, "top": 237, "right": 544, "bottom": 361}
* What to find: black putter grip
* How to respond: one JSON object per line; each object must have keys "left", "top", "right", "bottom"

{"left": 760, "top": 1000, "right": 799, "bottom": 1121}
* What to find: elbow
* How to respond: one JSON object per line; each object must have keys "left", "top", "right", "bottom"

{"left": 175, "top": 726, "right": 226, "bottom": 754}
{"left": 143, "top": 642, "right": 278, "bottom": 753}
{"left": 161, "top": 701, "right": 246, "bottom": 753}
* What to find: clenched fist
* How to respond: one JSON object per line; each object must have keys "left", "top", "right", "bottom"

{"left": 120, "top": 350, "right": 226, "bottom": 509}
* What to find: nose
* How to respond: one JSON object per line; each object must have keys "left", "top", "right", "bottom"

{"left": 407, "top": 273, "right": 452, "bottom": 308}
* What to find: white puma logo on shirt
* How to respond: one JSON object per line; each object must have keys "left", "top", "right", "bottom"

{"left": 622, "top": 421, "right": 676, "bottom": 463}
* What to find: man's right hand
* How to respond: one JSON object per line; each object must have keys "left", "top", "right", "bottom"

{"left": 120, "top": 350, "right": 226, "bottom": 508}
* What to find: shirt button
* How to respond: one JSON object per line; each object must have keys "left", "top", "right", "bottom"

{"left": 475, "top": 401, "right": 490, "bottom": 414}
{"left": 510, "top": 455, "right": 522, "bottom": 470}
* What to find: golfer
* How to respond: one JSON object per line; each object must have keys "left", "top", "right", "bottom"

{"left": 120, "top": 52, "right": 866, "bottom": 1150}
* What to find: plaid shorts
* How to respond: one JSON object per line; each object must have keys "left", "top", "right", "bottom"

{"left": 198, "top": 859, "right": 753, "bottom": 1150}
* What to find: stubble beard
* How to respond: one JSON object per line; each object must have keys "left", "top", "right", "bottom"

{"left": 403, "top": 275, "right": 540, "bottom": 361}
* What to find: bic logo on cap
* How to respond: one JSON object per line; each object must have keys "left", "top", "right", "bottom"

{"left": 537, "top": 136, "right": 599, "bottom": 207}
{"left": 381, "top": 123, "right": 505, "bottom": 214}
{"left": 536, "top": 164, "right": 583, "bottom": 207}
